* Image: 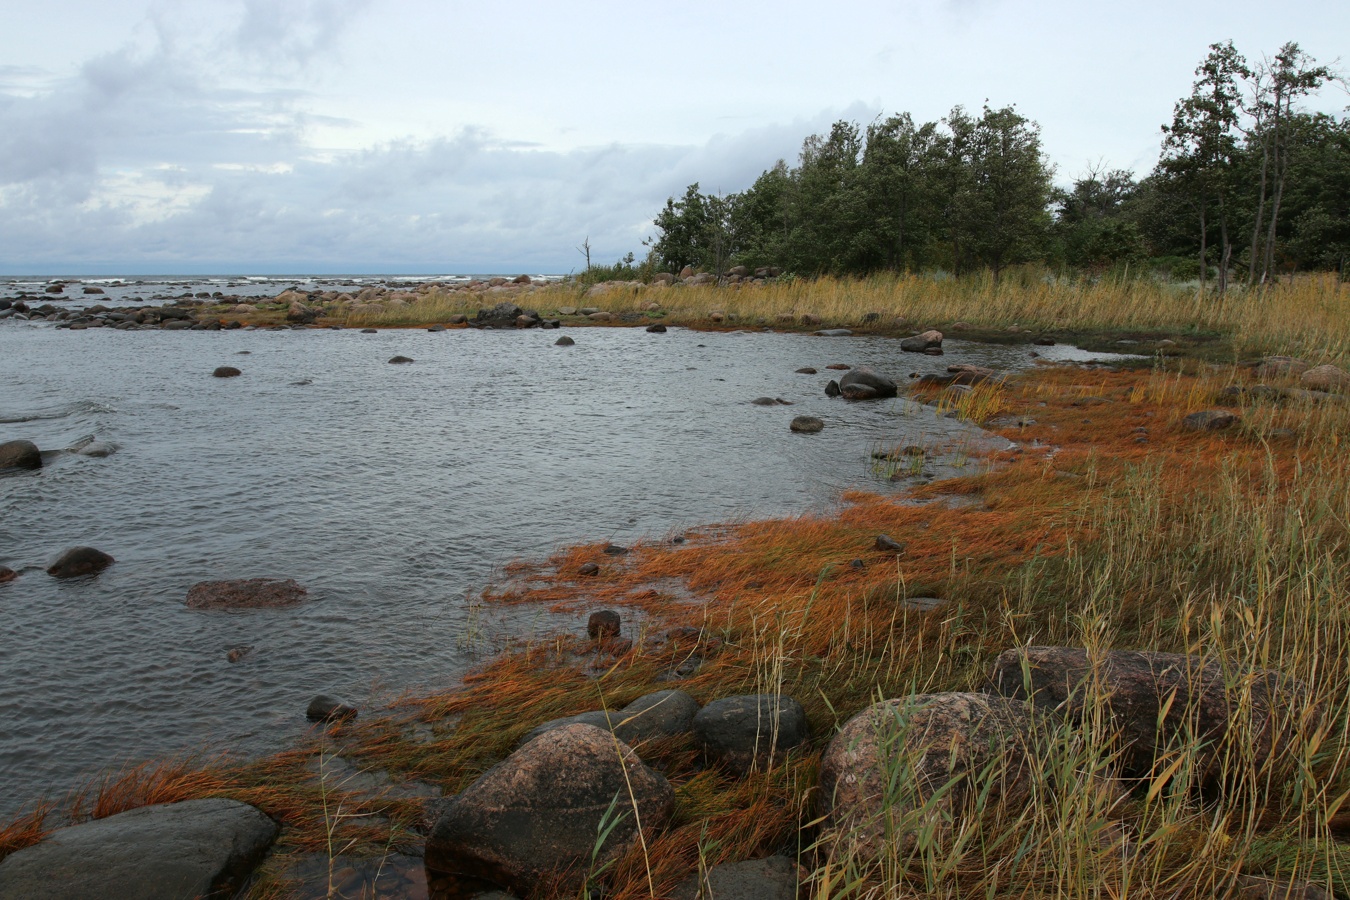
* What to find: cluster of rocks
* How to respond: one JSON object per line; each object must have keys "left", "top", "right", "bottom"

{"left": 0, "top": 299, "right": 225, "bottom": 330}
{"left": 0, "top": 545, "right": 117, "bottom": 584}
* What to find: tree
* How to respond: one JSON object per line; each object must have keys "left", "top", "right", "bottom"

{"left": 858, "top": 113, "right": 943, "bottom": 270}
{"left": 647, "top": 183, "right": 735, "bottom": 275}
{"left": 1053, "top": 164, "right": 1140, "bottom": 268}
{"left": 943, "top": 105, "right": 1054, "bottom": 279}
{"left": 1159, "top": 41, "right": 1249, "bottom": 293}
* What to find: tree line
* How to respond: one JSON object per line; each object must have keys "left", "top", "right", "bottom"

{"left": 643, "top": 41, "right": 1347, "bottom": 287}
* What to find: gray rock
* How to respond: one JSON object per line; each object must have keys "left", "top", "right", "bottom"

{"left": 824, "top": 380, "right": 840, "bottom": 397}
{"left": 306, "top": 694, "right": 358, "bottom": 723}
{"left": 587, "top": 609, "right": 621, "bottom": 640}
{"left": 0, "top": 439, "right": 42, "bottom": 471}
{"left": 212, "top": 366, "right": 241, "bottom": 378}
{"left": 0, "top": 798, "right": 277, "bottom": 900}
{"left": 814, "top": 329, "right": 853, "bottom": 337}
{"left": 693, "top": 694, "right": 808, "bottom": 773}
{"left": 646, "top": 324, "right": 667, "bottom": 333}
{"left": 425, "top": 724, "right": 675, "bottom": 895}
{"left": 819, "top": 692, "right": 1035, "bottom": 858}
{"left": 790, "top": 416, "right": 824, "bottom": 434}
{"left": 75, "top": 441, "right": 115, "bottom": 458}
{"left": 670, "top": 855, "right": 803, "bottom": 900}
{"left": 751, "top": 397, "right": 778, "bottom": 406}
{"left": 874, "top": 534, "right": 905, "bottom": 553}
{"left": 900, "top": 329, "right": 944, "bottom": 352}
{"left": 388, "top": 355, "right": 414, "bottom": 364}
{"left": 521, "top": 690, "right": 700, "bottom": 748}
{"left": 839, "top": 367, "right": 897, "bottom": 399}
{"left": 185, "top": 578, "right": 308, "bottom": 610}
{"left": 1301, "top": 364, "right": 1350, "bottom": 393}
{"left": 46, "top": 547, "right": 114, "bottom": 579}
{"left": 1183, "top": 409, "right": 1239, "bottom": 431}
{"left": 554, "top": 335, "right": 575, "bottom": 346}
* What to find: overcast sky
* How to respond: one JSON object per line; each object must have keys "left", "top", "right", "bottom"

{"left": 1, "top": 0, "right": 1346, "bottom": 274}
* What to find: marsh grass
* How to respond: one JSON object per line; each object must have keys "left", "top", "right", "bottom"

{"left": 4, "top": 359, "right": 1350, "bottom": 899}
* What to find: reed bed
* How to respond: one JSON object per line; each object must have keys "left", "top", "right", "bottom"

{"left": 3, "top": 359, "right": 1349, "bottom": 899}
{"left": 344, "top": 272, "right": 1350, "bottom": 365}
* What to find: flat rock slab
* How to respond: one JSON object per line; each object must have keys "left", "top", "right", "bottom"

{"left": 185, "top": 577, "right": 308, "bottom": 610}
{"left": 0, "top": 798, "right": 278, "bottom": 900}
{"left": 693, "top": 694, "right": 808, "bottom": 774}
{"left": 671, "top": 855, "right": 804, "bottom": 900}
{"left": 520, "top": 689, "right": 699, "bottom": 748}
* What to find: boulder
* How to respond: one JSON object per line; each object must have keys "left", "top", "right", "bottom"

{"left": 818, "top": 693, "right": 1036, "bottom": 858}
{"left": 75, "top": 441, "right": 115, "bottom": 458}
{"left": 425, "top": 724, "right": 675, "bottom": 894}
{"left": 693, "top": 694, "right": 808, "bottom": 773}
{"left": 987, "top": 647, "right": 1307, "bottom": 781}
{"left": 578, "top": 562, "right": 600, "bottom": 576}
{"left": 512, "top": 274, "right": 533, "bottom": 284}
{"left": 587, "top": 610, "right": 621, "bottom": 640}
{"left": 0, "top": 439, "right": 42, "bottom": 470}
{"left": 789, "top": 416, "right": 824, "bottom": 434}
{"left": 900, "top": 330, "right": 944, "bottom": 352}
{"left": 646, "top": 323, "right": 667, "bottom": 333}
{"left": 875, "top": 534, "right": 905, "bottom": 553}
{"left": 521, "top": 690, "right": 700, "bottom": 748}
{"left": 306, "top": 694, "right": 358, "bottom": 723}
{"left": 946, "top": 364, "right": 998, "bottom": 385}
{"left": 388, "top": 356, "right": 414, "bottom": 364}
{"left": 795, "top": 367, "right": 817, "bottom": 375}
{"left": 670, "top": 855, "right": 803, "bottom": 900}
{"left": 1300, "top": 364, "right": 1350, "bottom": 393}
{"left": 46, "top": 547, "right": 114, "bottom": 579}
{"left": 0, "top": 567, "right": 16, "bottom": 584}
{"left": 824, "top": 380, "right": 840, "bottom": 398}
{"left": 1183, "top": 410, "right": 1239, "bottom": 431}
{"left": 185, "top": 578, "right": 308, "bottom": 610}
{"left": 0, "top": 798, "right": 277, "bottom": 900}
{"left": 840, "top": 383, "right": 878, "bottom": 400}
{"left": 839, "top": 367, "right": 897, "bottom": 399}
{"left": 212, "top": 366, "right": 242, "bottom": 378}
{"left": 476, "top": 302, "right": 524, "bottom": 328}
{"left": 554, "top": 335, "right": 575, "bottom": 346}
{"left": 1255, "top": 356, "right": 1311, "bottom": 379}
{"left": 751, "top": 397, "right": 779, "bottom": 406}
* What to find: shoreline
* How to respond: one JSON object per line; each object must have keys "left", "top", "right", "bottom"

{"left": 5, "top": 347, "right": 1350, "bottom": 897}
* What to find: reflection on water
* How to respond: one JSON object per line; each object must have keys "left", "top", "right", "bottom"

{"left": 0, "top": 322, "right": 1123, "bottom": 813}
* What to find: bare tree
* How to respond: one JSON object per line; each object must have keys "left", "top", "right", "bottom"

{"left": 576, "top": 236, "right": 591, "bottom": 272}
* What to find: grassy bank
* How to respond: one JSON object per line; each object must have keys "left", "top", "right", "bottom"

{"left": 3, "top": 357, "right": 1350, "bottom": 898}
{"left": 327, "top": 273, "right": 1350, "bottom": 365}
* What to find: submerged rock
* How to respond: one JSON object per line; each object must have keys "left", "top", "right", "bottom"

{"left": 425, "top": 724, "right": 675, "bottom": 894}
{"left": 212, "top": 366, "right": 241, "bottom": 378}
{"left": 790, "top": 416, "right": 824, "bottom": 434}
{"left": 388, "top": 355, "right": 414, "bottom": 364}
{"left": 46, "top": 547, "right": 114, "bottom": 579}
{"left": 0, "top": 798, "right": 278, "bottom": 900}
{"left": 0, "top": 439, "right": 42, "bottom": 470}
{"left": 554, "top": 335, "right": 575, "bottom": 346}
{"left": 0, "top": 566, "right": 16, "bottom": 584}
{"left": 185, "top": 578, "right": 308, "bottom": 610}
{"left": 306, "top": 694, "right": 358, "bottom": 724}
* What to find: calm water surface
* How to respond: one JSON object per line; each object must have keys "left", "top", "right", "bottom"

{"left": 0, "top": 323, "right": 1116, "bottom": 815}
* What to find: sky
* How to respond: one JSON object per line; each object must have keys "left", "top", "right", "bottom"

{"left": 0, "top": 0, "right": 1346, "bottom": 274}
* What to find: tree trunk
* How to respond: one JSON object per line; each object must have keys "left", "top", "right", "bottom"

{"left": 1248, "top": 136, "right": 1269, "bottom": 286}
{"left": 1198, "top": 203, "right": 1208, "bottom": 297}
{"left": 1218, "top": 195, "right": 1231, "bottom": 294}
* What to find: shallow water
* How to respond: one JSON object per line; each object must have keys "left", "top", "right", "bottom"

{"left": 0, "top": 322, "right": 1120, "bottom": 815}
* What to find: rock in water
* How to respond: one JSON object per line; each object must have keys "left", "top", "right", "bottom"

{"left": 211, "top": 366, "right": 241, "bottom": 378}
{"left": 790, "top": 416, "right": 824, "bottom": 434}
{"left": 388, "top": 355, "right": 414, "bottom": 364}
{"left": 0, "top": 567, "right": 16, "bottom": 584}
{"left": 0, "top": 798, "right": 278, "bottom": 900}
{"left": 987, "top": 646, "right": 1307, "bottom": 783}
{"left": 555, "top": 335, "right": 575, "bottom": 346}
{"left": 306, "top": 694, "right": 358, "bottom": 723}
{"left": 818, "top": 692, "right": 1036, "bottom": 858}
{"left": 425, "top": 723, "right": 675, "bottom": 894}
{"left": 185, "top": 578, "right": 308, "bottom": 610}
{"left": 587, "top": 610, "right": 621, "bottom": 640}
{"left": 900, "top": 330, "right": 944, "bottom": 352}
{"left": 46, "top": 547, "right": 114, "bottom": 579}
{"left": 693, "top": 694, "right": 808, "bottom": 773}
{"left": 0, "top": 439, "right": 42, "bottom": 470}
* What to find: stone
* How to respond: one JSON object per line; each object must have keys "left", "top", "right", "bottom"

{"left": 476, "top": 302, "right": 525, "bottom": 328}
{"left": 669, "top": 855, "right": 803, "bottom": 900}
{"left": 840, "top": 383, "right": 878, "bottom": 400}
{"left": 946, "top": 364, "right": 998, "bottom": 385}
{"left": 75, "top": 441, "right": 115, "bottom": 458}
{"left": 795, "top": 367, "right": 817, "bottom": 374}
{"left": 800, "top": 314, "right": 822, "bottom": 326}
{"left": 1301, "top": 364, "right": 1350, "bottom": 393}
{"left": 818, "top": 693, "right": 1036, "bottom": 858}
{"left": 874, "top": 534, "right": 905, "bottom": 553}
{"left": 521, "top": 690, "right": 700, "bottom": 748}
{"left": 987, "top": 647, "right": 1307, "bottom": 781}
{"left": 824, "top": 380, "right": 840, "bottom": 397}
{"left": 388, "top": 356, "right": 414, "bottom": 364}
{"left": 0, "top": 567, "right": 16, "bottom": 584}
{"left": 512, "top": 274, "right": 533, "bottom": 284}
{"left": 185, "top": 578, "right": 308, "bottom": 610}
{"left": 790, "top": 416, "right": 824, "bottom": 434}
{"left": 578, "top": 562, "right": 600, "bottom": 576}
{"left": 751, "top": 397, "right": 779, "bottom": 406}
{"left": 0, "top": 439, "right": 42, "bottom": 470}
{"left": 360, "top": 328, "right": 378, "bottom": 334}
{"left": 839, "top": 367, "right": 897, "bottom": 399}
{"left": 814, "top": 328, "right": 853, "bottom": 337}
{"left": 428, "top": 324, "right": 446, "bottom": 332}
{"left": 693, "top": 694, "right": 808, "bottom": 774}
{"left": 1183, "top": 409, "right": 1239, "bottom": 431}
{"left": 425, "top": 724, "right": 675, "bottom": 894}
{"left": 587, "top": 610, "right": 621, "bottom": 640}
{"left": 900, "top": 330, "right": 944, "bottom": 352}
{"left": 0, "top": 798, "right": 277, "bottom": 900}
{"left": 1255, "top": 356, "right": 1311, "bottom": 379}
{"left": 46, "top": 547, "right": 114, "bottom": 579}
{"left": 646, "top": 323, "right": 667, "bottom": 333}
{"left": 448, "top": 314, "right": 469, "bottom": 325}
{"left": 212, "top": 366, "right": 242, "bottom": 378}
{"left": 306, "top": 694, "right": 358, "bottom": 723}
{"left": 226, "top": 646, "right": 252, "bottom": 663}
{"left": 554, "top": 335, "right": 575, "bottom": 346}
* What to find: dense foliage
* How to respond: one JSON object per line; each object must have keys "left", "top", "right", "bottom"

{"left": 644, "top": 41, "right": 1347, "bottom": 285}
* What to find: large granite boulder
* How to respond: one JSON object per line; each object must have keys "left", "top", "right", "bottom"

{"left": 0, "top": 439, "right": 41, "bottom": 471}
{"left": 1301, "top": 364, "right": 1350, "bottom": 393}
{"left": 693, "top": 694, "right": 808, "bottom": 774}
{"left": 818, "top": 692, "right": 1036, "bottom": 858}
{"left": 425, "top": 723, "right": 674, "bottom": 894}
{"left": 987, "top": 647, "right": 1307, "bottom": 781}
{"left": 838, "top": 367, "right": 897, "bottom": 399}
{"left": 0, "top": 798, "right": 278, "bottom": 900}
{"left": 900, "top": 330, "right": 943, "bottom": 352}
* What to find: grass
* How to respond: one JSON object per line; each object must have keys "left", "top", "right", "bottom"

{"left": 316, "top": 270, "right": 1350, "bottom": 366}
{"left": 3, "top": 345, "right": 1350, "bottom": 897}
